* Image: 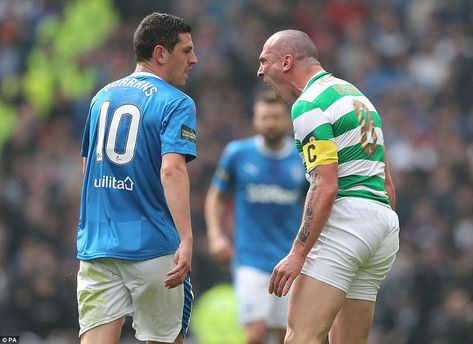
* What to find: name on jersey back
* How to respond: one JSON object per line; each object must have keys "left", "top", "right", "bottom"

{"left": 104, "top": 78, "right": 158, "bottom": 97}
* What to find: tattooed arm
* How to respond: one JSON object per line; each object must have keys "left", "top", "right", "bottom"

{"left": 292, "top": 163, "right": 338, "bottom": 257}
{"left": 269, "top": 163, "right": 338, "bottom": 297}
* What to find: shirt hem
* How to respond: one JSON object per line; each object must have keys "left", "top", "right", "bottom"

{"left": 77, "top": 251, "right": 176, "bottom": 261}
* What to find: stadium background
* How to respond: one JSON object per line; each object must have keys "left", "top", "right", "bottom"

{"left": 1, "top": 0, "right": 473, "bottom": 343}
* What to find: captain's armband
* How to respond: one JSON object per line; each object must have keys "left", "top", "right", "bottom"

{"left": 302, "top": 139, "right": 338, "bottom": 172}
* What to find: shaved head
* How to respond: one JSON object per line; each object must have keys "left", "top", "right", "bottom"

{"left": 257, "top": 29, "right": 323, "bottom": 104}
{"left": 265, "top": 30, "right": 318, "bottom": 61}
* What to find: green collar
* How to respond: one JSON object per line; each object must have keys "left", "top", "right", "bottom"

{"left": 302, "top": 70, "right": 331, "bottom": 93}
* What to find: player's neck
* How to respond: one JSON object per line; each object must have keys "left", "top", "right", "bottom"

{"left": 264, "top": 137, "right": 285, "bottom": 151}
{"left": 300, "top": 65, "right": 324, "bottom": 90}
{"left": 135, "top": 62, "right": 165, "bottom": 79}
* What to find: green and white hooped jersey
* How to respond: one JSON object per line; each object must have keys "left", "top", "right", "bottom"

{"left": 292, "top": 70, "right": 390, "bottom": 206}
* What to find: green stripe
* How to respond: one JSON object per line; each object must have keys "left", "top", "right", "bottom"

{"left": 333, "top": 110, "right": 381, "bottom": 137}
{"left": 315, "top": 86, "right": 363, "bottom": 111}
{"left": 294, "top": 138, "right": 307, "bottom": 172}
{"left": 294, "top": 138, "right": 303, "bottom": 154}
{"left": 337, "top": 190, "right": 390, "bottom": 205}
{"left": 338, "top": 175, "right": 385, "bottom": 191}
{"left": 292, "top": 85, "right": 363, "bottom": 120}
{"left": 292, "top": 101, "right": 315, "bottom": 121}
{"left": 301, "top": 123, "right": 334, "bottom": 144}
{"left": 338, "top": 144, "right": 384, "bottom": 164}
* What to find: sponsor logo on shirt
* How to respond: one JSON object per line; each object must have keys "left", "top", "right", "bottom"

{"left": 243, "top": 163, "right": 259, "bottom": 176}
{"left": 94, "top": 176, "right": 134, "bottom": 191}
{"left": 246, "top": 183, "right": 299, "bottom": 204}
{"left": 181, "top": 125, "right": 196, "bottom": 143}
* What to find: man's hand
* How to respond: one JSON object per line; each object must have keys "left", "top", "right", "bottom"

{"left": 164, "top": 240, "right": 192, "bottom": 288}
{"left": 208, "top": 234, "right": 233, "bottom": 263}
{"left": 269, "top": 253, "right": 306, "bottom": 297}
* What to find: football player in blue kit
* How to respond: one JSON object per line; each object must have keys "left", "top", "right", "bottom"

{"left": 205, "top": 92, "right": 307, "bottom": 344}
{"left": 77, "top": 13, "right": 197, "bottom": 344}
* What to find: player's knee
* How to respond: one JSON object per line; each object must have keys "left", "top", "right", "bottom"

{"left": 330, "top": 318, "right": 371, "bottom": 344}
{"left": 329, "top": 330, "right": 369, "bottom": 344}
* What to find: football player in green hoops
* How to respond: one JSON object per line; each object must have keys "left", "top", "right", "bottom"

{"left": 257, "top": 29, "right": 399, "bottom": 344}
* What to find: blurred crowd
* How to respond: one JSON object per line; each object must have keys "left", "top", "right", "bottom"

{"left": 1, "top": 0, "right": 473, "bottom": 343}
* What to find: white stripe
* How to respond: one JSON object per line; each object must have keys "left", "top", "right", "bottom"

{"left": 293, "top": 108, "right": 328, "bottom": 141}
{"left": 324, "top": 95, "right": 378, "bottom": 123}
{"left": 342, "top": 185, "right": 387, "bottom": 198}
{"left": 334, "top": 127, "right": 384, "bottom": 150}
{"left": 338, "top": 160, "right": 385, "bottom": 178}
{"left": 299, "top": 76, "right": 351, "bottom": 103}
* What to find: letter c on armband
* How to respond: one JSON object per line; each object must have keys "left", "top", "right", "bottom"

{"left": 302, "top": 138, "right": 338, "bottom": 172}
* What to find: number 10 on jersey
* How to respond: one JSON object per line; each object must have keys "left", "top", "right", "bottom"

{"left": 96, "top": 101, "right": 141, "bottom": 165}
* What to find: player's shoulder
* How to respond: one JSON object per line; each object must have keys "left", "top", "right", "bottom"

{"left": 156, "top": 83, "right": 195, "bottom": 114}
{"left": 95, "top": 72, "right": 195, "bottom": 104}
{"left": 298, "top": 73, "right": 354, "bottom": 101}
{"left": 130, "top": 72, "right": 193, "bottom": 103}
{"left": 223, "top": 136, "right": 256, "bottom": 156}
{"left": 293, "top": 72, "right": 365, "bottom": 117}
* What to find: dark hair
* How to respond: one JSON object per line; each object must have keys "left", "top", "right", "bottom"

{"left": 255, "top": 91, "right": 287, "bottom": 106}
{"left": 133, "top": 12, "right": 192, "bottom": 62}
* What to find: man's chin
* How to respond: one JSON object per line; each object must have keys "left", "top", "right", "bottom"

{"left": 263, "top": 135, "right": 286, "bottom": 146}
{"left": 172, "top": 78, "right": 187, "bottom": 88}
{"left": 271, "top": 88, "right": 292, "bottom": 104}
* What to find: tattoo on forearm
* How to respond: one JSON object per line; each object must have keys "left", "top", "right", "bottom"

{"left": 298, "top": 222, "right": 310, "bottom": 243}
{"left": 297, "top": 179, "right": 316, "bottom": 245}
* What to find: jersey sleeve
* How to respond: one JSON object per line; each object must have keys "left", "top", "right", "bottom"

{"left": 211, "top": 142, "right": 237, "bottom": 193}
{"left": 292, "top": 100, "right": 338, "bottom": 173}
{"left": 161, "top": 96, "right": 197, "bottom": 162}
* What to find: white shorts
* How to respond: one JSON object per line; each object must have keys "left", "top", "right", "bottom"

{"left": 234, "top": 266, "right": 289, "bottom": 328}
{"left": 77, "top": 255, "right": 193, "bottom": 342}
{"left": 301, "top": 197, "right": 399, "bottom": 302}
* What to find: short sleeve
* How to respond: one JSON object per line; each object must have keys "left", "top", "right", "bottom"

{"left": 161, "top": 96, "right": 197, "bottom": 162}
{"left": 211, "top": 142, "right": 237, "bottom": 193}
{"left": 292, "top": 100, "right": 338, "bottom": 173}
{"left": 292, "top": 100, "right": 335, "bottom": 144}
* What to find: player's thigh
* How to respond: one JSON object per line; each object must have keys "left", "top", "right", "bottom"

{"left": 77, "top": 259, "right": 133, "bottom": 339}
{"left": 120, "top": 255, "right": 192, "bottom": 343}
{"left": 329, "top": 298, "right": 375, "bottom": 344}
{"left": 81, "top": 317, "right": 124, "bottom": 344}
{"left": 234, "top": 266, "right": 275, "bottom": 326}
{"left": 285, "top": 274, "right": 346, "bottom": 344}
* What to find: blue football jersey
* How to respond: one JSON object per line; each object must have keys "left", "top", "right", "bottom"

{"left": 78, "top": 72, "right": 197, "bottom": 260}
{"left": 212, "top": 135, "right": 307, "bottom": 273}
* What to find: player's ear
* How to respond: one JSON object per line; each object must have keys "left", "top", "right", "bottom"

{"left": 282, "top": 54, "right": 293, "bottom": 72}
{"left": 153, "top": 45, "right": 167, "bottom": 64}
